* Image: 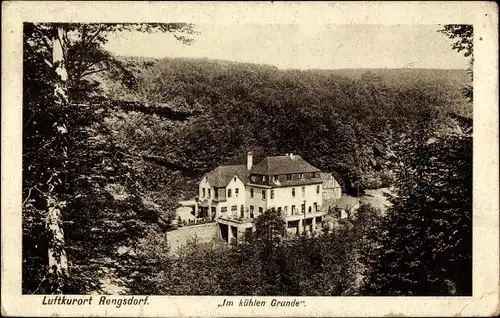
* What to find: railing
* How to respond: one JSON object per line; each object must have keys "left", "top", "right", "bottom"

{"left": 283, "top": 210, "right": 326, "bottom": 221}
{"left": 218, "top": 214, "right": 255, "bottom": 224}
{"left": 176, "top": 216, "right": 215, "bottom": 228}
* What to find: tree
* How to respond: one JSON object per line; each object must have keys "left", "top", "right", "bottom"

{"left": 45, "top": 24, "right": 70, "bottom": 293}
{"left": 439, "top": 24, "right": 473, "bottom": 103}
{"left": 363, "top": 25, "right": 473, "bottom": 296}
{"left": 22, "top": 22, "right": 197, "bottom": 294}
{"left": 27, "top": 23, "right": 197, "bottom": 101}
{"left": 252, "top": 208, "right": 287, "bottom": 245}
{"left": 364, "top": 127, "right": 472, "bottom": 295}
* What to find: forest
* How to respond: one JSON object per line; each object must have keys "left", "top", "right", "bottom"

{"left": 22, "top": 23, "right": 472, "bottom": 296}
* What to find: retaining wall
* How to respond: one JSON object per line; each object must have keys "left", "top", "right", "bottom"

{"left": 166, "top": 222, "right": 220, "bottom": 253}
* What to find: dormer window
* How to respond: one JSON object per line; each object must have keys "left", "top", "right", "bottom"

{"left": 262, "top": 175, "right": 266, "bottom": 185}
{"left": 299, "top": 173, "right": 304, "bottom": 180}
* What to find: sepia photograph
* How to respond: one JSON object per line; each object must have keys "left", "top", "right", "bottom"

{"left": 2, "top": 1, "right": 498, "bottom": 317}
{"left": 21, "top": 21, "right": 475, "bottom": 296}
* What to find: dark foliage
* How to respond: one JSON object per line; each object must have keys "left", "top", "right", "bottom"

{"left": 363, "top": 120, "right": 472, "bottom": 295}
{"left": 361, "top": 24, "right": 473, "bottom": 296}
{"left": 101, "top": 56, "right": 470, "bottom": 194}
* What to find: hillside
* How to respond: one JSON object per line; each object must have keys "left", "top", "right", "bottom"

{"left": 91, "top": 56, "right": 470, "bottom": 194}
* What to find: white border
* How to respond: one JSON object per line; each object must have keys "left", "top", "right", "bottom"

{"left": 2, "top": 1, "right": 499, "bottom": 317}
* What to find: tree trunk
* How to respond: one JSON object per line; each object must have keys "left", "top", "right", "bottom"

{"left": 46, "top": 24, "right": 69, "bottom": 293}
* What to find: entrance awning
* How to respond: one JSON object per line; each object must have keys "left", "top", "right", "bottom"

{"left": 198, "top": 199, "right": 209, "bottom": 207}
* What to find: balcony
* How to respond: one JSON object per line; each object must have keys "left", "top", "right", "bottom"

{"left": 283, "top": 209, "right": 326, "bottom": 222}
{"left": 212, "top": 197, "right": 227, "bottom": 203}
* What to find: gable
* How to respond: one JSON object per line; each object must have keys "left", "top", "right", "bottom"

{"left": 205, "top": 165, "right": 249, "bottom": 188}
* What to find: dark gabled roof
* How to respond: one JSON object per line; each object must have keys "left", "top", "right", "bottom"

{"left": 335, "top": 196, "right": 360, "bottom": 211}
{"left": 205, "top": 165, "right": 249, "bottom": 188}
{"left": 249, "top": 155, "right": 320, "bottom": 175}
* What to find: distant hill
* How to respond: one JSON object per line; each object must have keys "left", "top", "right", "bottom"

{"left": 99, "top": 56, "right": 469, "bottom": 107}
{"left": 116, "top": 56, "right": 468, "bottom": 81}
{"left": 308, "top": 68, "right": 469, "bottom": 87}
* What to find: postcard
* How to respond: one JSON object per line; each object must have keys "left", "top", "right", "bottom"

{"left": 1, "top": 1, "right": 498, "bottom": 317}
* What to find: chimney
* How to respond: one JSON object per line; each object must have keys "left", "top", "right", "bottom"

{"left": 247, "top": 151, "right": 253, "bottom": 170}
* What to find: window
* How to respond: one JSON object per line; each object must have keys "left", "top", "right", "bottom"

{"left": 221, "top": 207, "right": 227, "bottom": 213}
{"left": 208, "top": 189, "right": 211, "bottom": 198}
{"left": 262, "top": 190, "right": 266, "bottom": 200}
{"left": 211, "top": 207, "right": 216, "bottom": 215}
{"left": 235, "top": 188, "right": 239, "bottom": 197}
{"left": 250, "top": 188, "right": 254, "bottom": 198}
{"left": 308, "top": 206, "right": 312, "bottom": 213}
{"left": 314, "top": 202, "right": 318, "bottom": 211}
{"left": 262, "top": 175, "right": 266, "bottom": 185}
{"left": 292, "top": 205, "right": 296, "bottom": 215}
{"left": 234, "top": 176, "right": 237, "bottom": 182}
{"left": 273, "top": 175, "right": 278, "bottom": 181}
{"left": 251, "top": 175, "right": 257, "bottom": 183}
{"left": 228, "top": 189, "right": 232, "bottom": 198}
{"left": 270, "top": 190, "right": 274, "bottom": 199}
{"left": 231, "top": 205, "right": 237, "bottom": 211}
{"left": 259, "top": 207, "right": 263, "bottom": 215}
{"left": 316, "top": 185, "right": 320, "bottom": 194}
{"left": 299, "top": 173, "right": 304, "bottom": 179}
{"left": 302, "top": 187, "right": 305, "bottom": 196}
{"left": 284, "top": 206, "right": 288, "bottom": 215}
{"left": 287, "top": 174, "right": 292, "bottom": 181}
{"left": 292, "top": 188, "right": 296, "bottom": 197}
{"left": 250, "top": 206, "right": 254, "bottom": 218}
{"left": 202, "top": 188, "right": 205, "bottom": 197}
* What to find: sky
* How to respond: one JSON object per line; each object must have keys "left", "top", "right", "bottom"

{"left": 104, "top": 24, "right": 469, "bottom": 70}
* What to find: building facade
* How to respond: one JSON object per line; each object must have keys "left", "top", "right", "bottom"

{"left": 320, "top": 172, "right": 342, "bottom": 202}
{"left": 196, "top": 152, "right": 329, "bottom": 243}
